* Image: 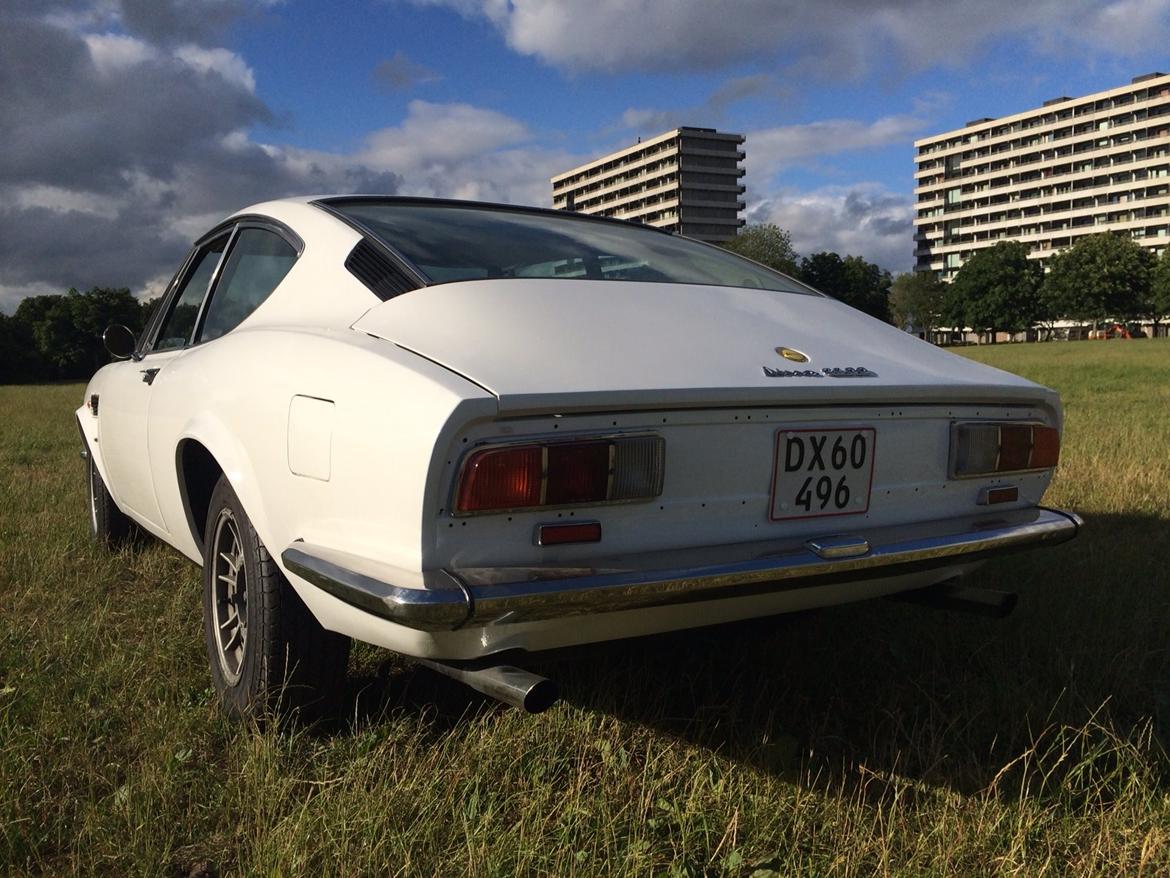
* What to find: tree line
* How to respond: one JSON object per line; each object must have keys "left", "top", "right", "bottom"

{"left": 725, "top": 224, "right": 1170, "bottom": 341}
{"left": 722, "top": 224, "right": 893, "bottom": 321}
{"left": 3, "top": 227, "right": 1168, "bottom": 384}
{"left": 0, "top": 288, "right": 152, "bottom": 383}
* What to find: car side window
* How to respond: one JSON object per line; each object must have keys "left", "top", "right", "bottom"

{"left": 153, "top": 235, "right": 229, "bottom": 351}
{"left": 197, "top": 229, "right": 297, "bottom": 343}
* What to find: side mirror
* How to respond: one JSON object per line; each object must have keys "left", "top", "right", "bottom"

{"left": 103, "top": 324, "right": 137, "bottom": 360}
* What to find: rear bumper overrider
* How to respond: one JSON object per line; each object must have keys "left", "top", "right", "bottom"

{"left": 282, "top": 506, "right": 1082, "bottom": 633}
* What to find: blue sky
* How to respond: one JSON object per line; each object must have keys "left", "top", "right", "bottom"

{"left": 2, "top": 0, "right": 1169, "bottom": 310}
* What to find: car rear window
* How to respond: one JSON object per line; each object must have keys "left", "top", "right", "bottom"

{"left": 325, "top": 201, "right": 818, "bottom": 295}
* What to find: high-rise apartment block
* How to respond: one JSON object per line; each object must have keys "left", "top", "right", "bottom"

{"left": 551, "top": 127, "right": 746, "bottom": 243}
{"left": 913, "top": 72, "right": 1170, "bottom": 279}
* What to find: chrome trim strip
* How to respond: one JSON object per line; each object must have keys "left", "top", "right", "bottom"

{"left": 805, "top": 535, "right": 870, "bottom": 559}
{"left": 283, "top": 506, "right": 1080, "bottom": 632}
{"left": 282, "top": 544, "right": 471, "bottom": 631}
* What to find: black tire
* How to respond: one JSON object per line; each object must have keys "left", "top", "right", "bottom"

{"left": 87, "top": 452, "right": 133, "bottom": 548}
{"left": 202, "top": 475, "right": 350, "bottom": 722}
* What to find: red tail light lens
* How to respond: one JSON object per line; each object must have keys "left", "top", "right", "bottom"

{"left": 1030, "top": 426, "right": 1060, "bottom": 468}
{"left": 456, "top": 445, "right": 543, "bottom": 512}
{"left": 951, "top": 423, "right": 1061, "bottom": 478}
{"left": 997, "top": 425, "right": 1032, "bottom": 471}
{"left": 546, "top": 441, "right": 610, "bottom": 505}
{"left": 455, "top": 435, "right": 664, "bottom": 514}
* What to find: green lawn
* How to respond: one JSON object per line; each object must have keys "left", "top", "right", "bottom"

{"left": 2, "top": 341, "right": 1169, "bottom": 876}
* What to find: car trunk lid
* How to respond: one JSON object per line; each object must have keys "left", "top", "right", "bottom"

{"left": 352, "top": 279, "right": 1057, "bottom": 416}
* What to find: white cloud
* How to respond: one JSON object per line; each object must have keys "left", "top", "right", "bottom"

{"left": 747, "top": 183, "right": 916, "bottom": 274}
{"left": 11, "top": 185, "right": 110, "bottom": 215}
{"left": 1087, "top": 0, "right": 1170, "bottom": 51}
{"left": 621, "top": 74, "right": 779, "bottom": 135}
{"left": 174, "top": 45, "right": 256, "bottom": 92}
{"left": 360, "top": 100, "right": 531, "bottom": 167}
{"left": 83, "top": 32, "right": 158, "bottom": 74}
{"left": 343, "top": 100, "right": 582, "bottom": 205}
{"left": 747, "top": 114, "right": 927, "bottom": 180}
{"left": 415, "top": 0, "right": 1170, "bottom": 74}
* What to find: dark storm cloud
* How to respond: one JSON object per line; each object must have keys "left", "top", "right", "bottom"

{"left": 0, "top": 202, "right": 191, "bottom": 291}
{"left": 0, "top": 18, "right": 271, "bottom": 193}
{"left": 843, "top": 190, "right": 913, "bottom": 239}
{"left": 119, "top": 0, "right": 264, "bottom": 45}
{"left": 0, "top": 2, "right": 400, "bottom": 302}
{"left": 843, "top": 190, "right": 907, "bottom": 222}
{"left": 373, "top": 51, "right": 440, "bottom": 91}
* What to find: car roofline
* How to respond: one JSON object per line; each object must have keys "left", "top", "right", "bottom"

{"left": 308, "top": 194, "right": 680, "bottom": 237}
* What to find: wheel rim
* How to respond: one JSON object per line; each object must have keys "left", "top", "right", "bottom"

{"left": 210, "top": 508, "right": 248, "bottom": 685}
{"left": 87, "top": 459, "right": 99, "bottom": 537}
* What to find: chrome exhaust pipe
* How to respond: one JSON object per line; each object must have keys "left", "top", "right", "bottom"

{"left": 416, "top": 659, "right": 559, "bottom": 713}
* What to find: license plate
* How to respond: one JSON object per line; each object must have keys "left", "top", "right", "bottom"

{"left": 770, "top": 428, "right": 875, "bottom": 520}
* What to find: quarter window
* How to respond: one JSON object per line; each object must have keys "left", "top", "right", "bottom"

{"left": 153, "top": 235, "right": 228, "bottom": 351}
{"left": 198, "top": 229, "right": 297, "bottom": 342}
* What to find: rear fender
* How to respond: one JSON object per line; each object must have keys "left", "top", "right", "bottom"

{"left": 172, "top": 412, "right": 270, "bottom": 564}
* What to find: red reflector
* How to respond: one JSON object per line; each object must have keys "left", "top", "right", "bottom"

{"left": 1030, "top": 426, "right": 1060, "bottom": 469}
{"left": 980, "top": 485, "right": 1019, "bottom": 505}
{"left": 546, "top": 441, "right": 610, "bottom": 505}
{"left": 997, "top": 425, "right": 1032, "bottom": 471}
{"left": 537, "top": 521, "right": 602, "bottom": 546}
{"left": 456, "top": 445, "right": 543, "bottom": 512}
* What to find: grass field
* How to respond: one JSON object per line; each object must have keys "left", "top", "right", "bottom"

{"left": 2, "top": 340, "right": 1169, "bottom": 876}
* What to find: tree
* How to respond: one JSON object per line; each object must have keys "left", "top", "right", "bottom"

{"left": 798, "top": 251, "right": 846, "bottom": 297}
{"left": 1148, "top": 248, "right": 1170, "bottom": 337}
{"left": 946, "top": 241, "right": 1042, "bottom": 341}
{"left": 722, "top": 223, "right": 799, "bottom": 276}
{"left": 10, "top": 287, "right": 144, "bottom": 380}
{"left": 799, "top": 251, "right": 891, "bottom": 321}
{"left": 0, "top": 314, "right": 43, "bottom": 383}
{"left": 840, "top": 254, "right": 892, "bottom": 322}
{"left": 1041, "top": 232, "right": 1154, "bottom": 325}
{"left": 889, "top": 271, "right": 945, "bottom": 337}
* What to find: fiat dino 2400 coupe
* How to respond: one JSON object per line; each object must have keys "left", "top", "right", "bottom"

{"left": 79, "top": 197, "right": 1081, "bottom": 715}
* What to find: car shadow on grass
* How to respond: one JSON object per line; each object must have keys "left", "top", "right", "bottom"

{"left": 336, "top": 511, "right": 1170, "bottom": 798}
{"left": 546, "top": 510, "right": 1170, "bottom": 797}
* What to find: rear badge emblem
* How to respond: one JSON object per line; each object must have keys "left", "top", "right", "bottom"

{"left": 763, "top": 365, "right": 879, "bottom": 378}
{"left": 776, "top": 346, "right": 809, "bottom": 363}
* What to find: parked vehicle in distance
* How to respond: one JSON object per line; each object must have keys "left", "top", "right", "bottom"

{"left": 79, "top": 196, "right": 1081, "bottom": 716}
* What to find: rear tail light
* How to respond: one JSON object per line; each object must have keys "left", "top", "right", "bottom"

{"left": 455, "top": 435, "right": 664, "bottom": 514}
{"left": 951, "top": 422, "right": 1060, "bottom": 478}
{"left": 455, "top": 445, "right": 542, "bottom": 512}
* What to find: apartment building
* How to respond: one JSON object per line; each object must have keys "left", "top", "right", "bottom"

{"left": 913, "top": 72, "right": 1170, "bottom": 279}
{"left": 551, "top": 127, "right": 745, "bottom": 243}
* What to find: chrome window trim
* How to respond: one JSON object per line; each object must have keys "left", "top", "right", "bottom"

{"left": 142, "top": 214, "right": 306, "bottom": 356}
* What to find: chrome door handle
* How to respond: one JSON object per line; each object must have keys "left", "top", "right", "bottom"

{"left": 140, "top": 368, "right": 160, "bottom": 385}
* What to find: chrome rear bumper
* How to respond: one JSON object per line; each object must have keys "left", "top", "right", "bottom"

{"left": 282, "top": 506, "right": 1081, "bottom": 632}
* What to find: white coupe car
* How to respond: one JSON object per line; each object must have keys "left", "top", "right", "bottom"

{"left": 79, "top": 196, "right": 1081, "bottom": 716}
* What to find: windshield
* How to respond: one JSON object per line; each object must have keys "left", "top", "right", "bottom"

{"left": 324, "top": 200, "right": 818, "bottom": 295}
